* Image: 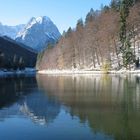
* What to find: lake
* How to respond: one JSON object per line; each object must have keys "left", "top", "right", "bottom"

{"left": 0, "top": 74, "right": 140, "bottom": 140}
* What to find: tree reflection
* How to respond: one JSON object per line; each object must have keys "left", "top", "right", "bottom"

{"left": 0, "top": 76, "right": 36, "bottom": 108}
{"left": 37, "top": 74, "right": 140, "bottom": 140}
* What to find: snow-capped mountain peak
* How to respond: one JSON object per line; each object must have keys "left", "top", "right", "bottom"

{"left": 36, "top": 16, "right": 51, "bottom": 24}
{"left": 16, "top": 16, "right": 61, "bottom": 52}
{"left": 0, "top": 23, "right": 25, "bottom": 39}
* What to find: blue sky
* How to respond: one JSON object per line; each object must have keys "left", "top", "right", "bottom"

{"left": 0, "top": 0, "right": 111, "bottom": 33}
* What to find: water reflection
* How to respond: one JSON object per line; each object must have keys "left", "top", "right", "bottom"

{"left": 0, "top": 76, "right": 61, "bottom": 125}
{"left": 20, "top": 92, "right": 60, "bottom": 125}
{"left": 0, "top": 76, "right": 36, "bottom": 109}
{"left": 0, "top": 74, "right": 140, "bottom": 140}
{"left": 37, "top": 74, "right": 140, "bottom": 140}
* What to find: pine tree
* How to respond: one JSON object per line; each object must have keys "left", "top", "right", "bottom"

{"left": 119, "top": 0, "right": 134, "bottom": 68}
{"left": 76, "top": 19, "right": 84, "bottom": 30}
{"left": 62, "top": 31, "right": 66, "bottom": 37}
{"left": 110, "top": 0, "right": 121, "bottom": 11}
{"left": 85, "top": 8, "right": 94, "bottom": 24}
{"left": 66, "top": 27, "right": 72, "bottom": 37}
{"left": 19, "top": 57, "right": 25, "bottom": 70}
{"left": 0, "top": 51, "right": 4, "bottom": 68}
{"left": 47, "top": 43, "right": 54, "bottom": 49}
{"left": 13, "top": 54, "right": 18, "bottom": 70}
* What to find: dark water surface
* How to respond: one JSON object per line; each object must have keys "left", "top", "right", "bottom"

{"left": 0, "top": 74, "right": 140, "bottom": 140}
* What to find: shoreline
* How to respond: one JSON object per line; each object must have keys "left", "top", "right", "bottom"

{"left": 0, "top": 68, "right": 36, "bottom": 77}
{"left": 1, "top": 69, "right": 140, "bottom": 76}
{"left": 38, "top": 69, "right": 140, "bottom": 75}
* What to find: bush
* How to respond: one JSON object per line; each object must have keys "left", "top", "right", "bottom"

{"left": 101, "top": 60, "right": 111, "bottom": 73}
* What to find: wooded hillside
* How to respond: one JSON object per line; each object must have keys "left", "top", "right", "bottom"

{"left": 0, "top": 37, "right": 37, "bottom": 70}
{"left": 37, "top": 0, "right": 140, "bottom": 71}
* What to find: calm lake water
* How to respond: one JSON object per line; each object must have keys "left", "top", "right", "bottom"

{"left": 0, "top": 74, "right": 140, "bottom": 140}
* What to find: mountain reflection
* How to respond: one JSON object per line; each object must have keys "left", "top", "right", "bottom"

{"left": 0, "top": 76, "right": 61, "bottom": 125}
{"left": 0, "top": 74, "right": 140, "bottom": 139}
{"left": 20, "top": 92, "right": 60, "bottom": 125}
{"left": 37, "top": 74, "right": 140, "bottom": 140}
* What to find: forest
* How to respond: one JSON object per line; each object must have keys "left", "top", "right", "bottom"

{"left": 0, "top": 37, "right": 37, "bottom": 70}
{"left": 37, "top": 0, "right": 140, "bottom": 71}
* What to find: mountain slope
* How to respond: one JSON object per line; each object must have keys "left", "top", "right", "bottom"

{"left": 2, "top": 36, "right": 37, "bottom": 54}
{"left": 16, "top": 16, "right": 61, "bottom": 52}
{"left": 0, "top": 36, "right": 37, "bottom": 68}
{"left": 0, "top": 23, "right": 25, "bottom": 39}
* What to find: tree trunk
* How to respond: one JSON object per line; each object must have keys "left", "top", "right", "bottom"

{"left": 91, "top": 48, "right": 96, "bottom": 68}
{"left": 95, "top": 48, "right": 100, "bottom": 65}
{"left": 114, "top": 39, "right": 120, "bottom": 68}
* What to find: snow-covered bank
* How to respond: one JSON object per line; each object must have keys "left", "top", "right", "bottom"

{"left": 109, "top": 70, "right": 140, "bottom": 74}
{"left": 38, "top": 69, "right": 140, "bottom": 75}
{"left": 0, "top": 68, "right": 36, "bottom": 77}
{"left": 38, "top": 70, "right": 104, "bottom": 75}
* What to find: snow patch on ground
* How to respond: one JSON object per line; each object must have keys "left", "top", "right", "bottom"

{"left": 38, "top": 69, "right": 140, "bottom": 75}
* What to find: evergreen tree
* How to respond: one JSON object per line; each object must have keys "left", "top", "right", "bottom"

{"left": 110, "top": 0, "right": 121, "bottom": 11}
{"left": 0, "top": 51, "right": 4, "bottom": 68}
{"left": 103, "top": 5, "right": 110, "bottom": 12}
{"left": 122, "top": 39, "right": 134, "bottom": 68}
{"left": 19, "top": 57, "right": 25, "bottom": 70}
{"left": 65, "top": 27, "right": 72, "bottom": 38}
{"left": 13, "top": 55, "right": 18, "bottom": 70}
{"left": 47, "top": 43, "right": 54, "bottom": 49}
{"left": 76, "top": 19, "right": 84, "bottom": 30}
{"left": 62, "top": 30, "right": 66, "bottom": 37}
{"left": 85, "top": 8, "right": 94, "bottom": 24}
{"left": 119, "top": 0, "right": 134, "bottom": 68}
{"left": 5, "top": 59, "right": 12, "bottom": 70}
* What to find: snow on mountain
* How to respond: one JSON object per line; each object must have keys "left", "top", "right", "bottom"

{"left": 16, "top": 16, "right": 61, "bottom": 52}
{"left": 0, "top": 23, "right": 25, "bottom": 39}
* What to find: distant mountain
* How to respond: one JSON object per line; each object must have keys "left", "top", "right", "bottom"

{"left": 0, "top": 23, "right": 25, "bottom": 39}
{"left": 16, "top": 16, "right": 61, "bottom": 52}
{"left": 0, "top": 36, "right": 37, "bottom": 68}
